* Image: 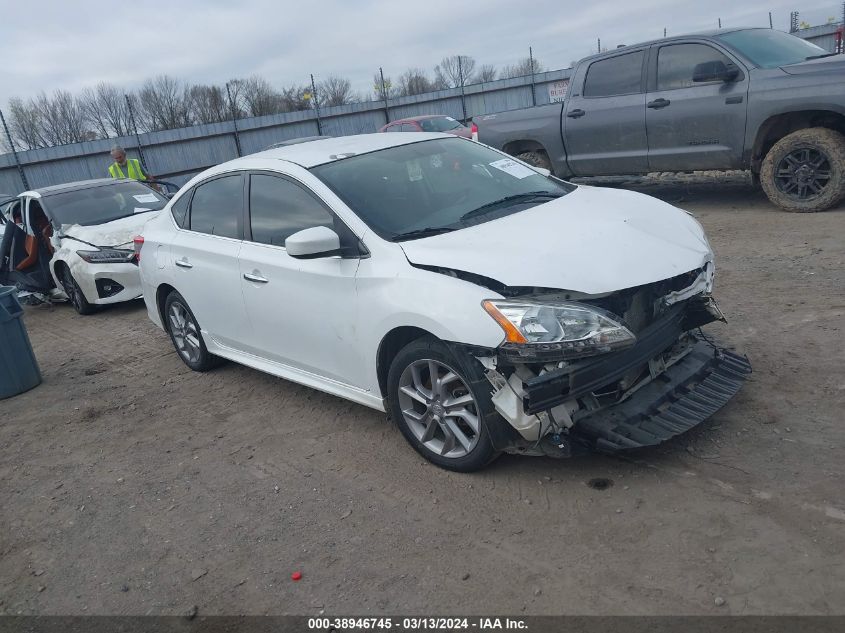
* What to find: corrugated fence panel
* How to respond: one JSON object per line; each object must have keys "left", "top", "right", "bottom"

{"left": 0, "top": 67, "right": 575, "bottom": 192}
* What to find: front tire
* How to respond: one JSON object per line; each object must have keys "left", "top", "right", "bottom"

{"left": 760, "top": 127, "right": 845, "bottom": 212}
{"left": 60, "top": 265, "right": 96, "bottom": 315}
{"left": 163, "top": 291, "right": 221, "bottom": 372}
{"left": 386, "top": 336, "right": 499, "bottom": 472}
{"left": 516, "top": 150, "right": 552, "bottom": 172}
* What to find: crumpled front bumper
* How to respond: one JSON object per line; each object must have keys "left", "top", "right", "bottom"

{"left": 564, "top": 341, "right": 751, "bottom": 453}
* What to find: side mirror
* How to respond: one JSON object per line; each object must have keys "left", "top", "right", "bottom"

{"left": 285, "top": 226, "right": 341, "bottom": 259}
{"left": 693, "top": 60, "right": 739, "bottom": 83}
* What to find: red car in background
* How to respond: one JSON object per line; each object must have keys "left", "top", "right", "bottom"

{"left": 379, "top": 115, "right": 476, "bottom": 139}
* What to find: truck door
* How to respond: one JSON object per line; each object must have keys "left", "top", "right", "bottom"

{"left": 645, "top": 42, "right": 749, "bottom": 171}
{"left": 563, "top": 49, "right": 649, "bottom": 175}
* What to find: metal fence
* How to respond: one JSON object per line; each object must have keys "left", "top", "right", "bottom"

{"left": 0, "top": 69, "right": 573, "bottom": 193}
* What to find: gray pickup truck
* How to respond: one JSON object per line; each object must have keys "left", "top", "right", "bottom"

{"left": 474, "top": 28, "right": 845, "bottom": 212}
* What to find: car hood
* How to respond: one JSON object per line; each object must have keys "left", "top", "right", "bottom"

{"left": 59, "top": 211, "right": 161, "bottom": 248}
{"left": 780, "top": 56, "right": 845, "bottom": 75}
{"left": 397, "top": 185, "right": 713, "bottom": 296}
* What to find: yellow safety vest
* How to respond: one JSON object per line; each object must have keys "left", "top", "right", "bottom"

{"left": 109, "top": 158, "right": 146, "bottom": 180}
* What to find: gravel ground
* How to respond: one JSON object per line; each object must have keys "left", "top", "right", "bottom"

{"left": 1, "top": 175, "right": 844, "bottom": 616}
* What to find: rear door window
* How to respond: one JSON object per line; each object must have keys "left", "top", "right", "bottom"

{"left": 170, "top": 192, "right": 191, "bottom": 228}
{"left": 583, "top": 51, "right": 645, "bottom": 97}
{"left": 188, "top": 175, "right": 243, "bottom": 239}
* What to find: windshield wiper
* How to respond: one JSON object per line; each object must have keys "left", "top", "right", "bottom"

{"left": 390, "top": 226, "right": 458, "bottom": 242}
{"left": 460, "top": 191, "right": 562, "bottom": 222}
{"left": 805, "top": 53, "right": 837, "bottom": 60}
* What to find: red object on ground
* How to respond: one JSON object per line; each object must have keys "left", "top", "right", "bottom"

{"left": 291, "top": 571, "right": 302, "bottom": 581}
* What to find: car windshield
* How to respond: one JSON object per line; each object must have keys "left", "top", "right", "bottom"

{"left": 45, "top": 182, "right": 168, "bottom": 226}
{"left": 716, "top": 29, "right": 830, "bottom": 68}
{"left": 419, "top": 117, "right": 463, "bottom": 132}
{"left": 311, "top": 137, "right": 574, "bottom": 240}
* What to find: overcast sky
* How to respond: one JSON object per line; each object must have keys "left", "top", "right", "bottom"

{"left": 1, "top": 0, "right": 841, "bottom": 107}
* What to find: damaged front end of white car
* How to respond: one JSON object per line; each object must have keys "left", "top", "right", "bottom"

{"left": 456, "top": 263, "right": 751, "bottom": 458}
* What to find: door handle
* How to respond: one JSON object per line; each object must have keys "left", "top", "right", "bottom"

{"left": 725, "top": 95, "right": 743, "bottom": 104}
{"left": 647, "top": 98, "right": 671, "bottom": 109}
{"left": 174, "top": 258, "right": 193, "bottom": 269}
{"left": 566, "top": 109, "right": 585, "bottom": 118}
{"left": 243, "top": 271, "right": 269, "bottom": 283}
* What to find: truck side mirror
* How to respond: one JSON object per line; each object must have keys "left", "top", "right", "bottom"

{"left": 693, "top": 60, "right": 739, "bottom": 83}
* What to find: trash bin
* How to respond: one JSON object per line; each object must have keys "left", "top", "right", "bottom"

{"left": 0, "top": 286, "right": 42, "bottom": 399}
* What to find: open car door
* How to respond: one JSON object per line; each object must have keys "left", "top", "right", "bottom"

{"left": 0, "top": 196, "right": 56, "bottom": 294}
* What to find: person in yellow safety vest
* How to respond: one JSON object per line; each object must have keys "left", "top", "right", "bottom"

{"left": 108, "top": 145, "right": 152, "bottom": 181}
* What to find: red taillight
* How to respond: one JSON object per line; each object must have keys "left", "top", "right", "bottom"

{"left": 470, "top": 122, "right": 478, "bottom": 141}
{"left": 133, "top": 235, "right": 144, "bottom": 263}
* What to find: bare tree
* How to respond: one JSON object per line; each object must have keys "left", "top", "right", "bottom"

{"left": 80, "top": 83, "right": 131, "bottom": 138}
{"left": 31, "top": 91, "right": 89, "bottom": 146}
{"left": 279, "top": 85, "right": 311, "bottom": 112}
{"left": 228, "top": 76, "right": 285, "bottom": 117}
{"left": 7, "top": 97, "right": 47, "bottom": 149}
{"left": 474, "top": 64, "right": 497, "bottom": 83}
{"left": 397, "top": 68, "right": 434, "bottom": 96}
{"left": 372, "top": 72, "right": 395, "bottom": 100}
{"left": 318, "top": 76, "right": 358, "bottom": 107}
{"left": 434, "top": 55, "right": 477, "bottom": 88}
{"left": 137, "top": 75, "right": 192, "bottom": 131}
{"left": 187, "top": 84, "right": 228, "bottom": 124}
{"left": 501, "top": 57, "right": 544, "bottom": 79}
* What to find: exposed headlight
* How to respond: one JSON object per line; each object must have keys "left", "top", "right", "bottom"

{"left": 76, "top": 248, "right": 135, "bottom": 264}
{"left": 482, "top": 300, "right": 636, "bottom": 360}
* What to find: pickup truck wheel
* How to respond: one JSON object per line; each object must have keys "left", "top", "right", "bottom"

{"left": 760, "top": 127, "right": 845, "bottom": 212}
{"left": 387, "top": 336, "right": 500, "bottom": 472}
{"left": 516, "top": 151, "right": 552, "bottom": 173}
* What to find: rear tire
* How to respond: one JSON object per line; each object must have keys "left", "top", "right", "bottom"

{"left": 760, "top": 127, "right": 845, "bottom": 212}
{"left": 516, "top": 150, "right": 552, "bottom": 173}
{"left": 59, "top": 265, "right": 96, "bottom": 315}
{"left": 163, "top": 291, "right": 222, "bottom": 372}
{"left": 386, "top": 336, "right": 500, "bottom": 472}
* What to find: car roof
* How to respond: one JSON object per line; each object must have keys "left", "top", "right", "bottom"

{"left": 21, "top": 178, "right": 138, "bottom": 198}
{"left": 389, "top": 114, "right": 453, "bottom": 124}
{"left": 578, "top": 26, "right": 759, "bottom": 62}
{"left": 233, "top": 132, "right": 455, "bottom": 169}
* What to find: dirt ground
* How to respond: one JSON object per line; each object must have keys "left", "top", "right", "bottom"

{"left": 1, "top": 174, "right": 844, "bottom": 616}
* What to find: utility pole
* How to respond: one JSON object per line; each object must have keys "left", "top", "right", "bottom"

{"left": 718, "top": 18, "right": 722, "bottom": 29}
{"left": 528, "top": 47, "right": 537, "bottom": 107}
{"left": 769, "top": 12, "right": 773, "bottom": 28}
{"left": 379, "top": 67, "right": 390, "bottom": 124}
{"left": 124, "top": 94, "right": 148, "bottom": 172}
{"left": 0, "top": 107, "right": 29, "bottom": 190}
{"left": 597, "top": 37, "right": 601, "bottom": 53}
{"left": 663, "top": 27, "right": 667, "bottom": 37}
{"left": 225, "top": 82, "right": 243, "bottom": 158}
{"left": 310, "top": 74, "right": 323, "bottom": 136}
{"left": 458, "top": 56, "right": 468, "bottom": 120}
{"left": 790, "top": 11, "right": 799, "bottom": 32}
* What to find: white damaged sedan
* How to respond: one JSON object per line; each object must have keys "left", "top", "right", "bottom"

{"left": 0, "top": 179, "right": 168, "bottom": 313}
{"left": 138, "top": 133, "right": 750, "bottom": 471}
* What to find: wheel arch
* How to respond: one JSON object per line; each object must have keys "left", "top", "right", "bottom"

{"left": 752, "top": 110, "right": 845, "bottom": 172}
{"left": 376, "top": 326, "right": 435, "bottom": 399}
{"left": 502, "top": 139, "right": 550, "bottom": 158}
{"left": 156, "top": 283, "right": 177, "bottom": 327}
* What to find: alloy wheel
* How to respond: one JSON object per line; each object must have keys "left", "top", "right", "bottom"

{"left": 775, "top": 147, "right": 832, "bottom": 200}
{"left": 397, "top": 359, "right": 480, "bottom": 459}
{"left": 168, "top": 302, "right": 202, "bottom": 364}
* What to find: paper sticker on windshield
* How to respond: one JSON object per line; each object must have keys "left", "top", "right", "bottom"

{"left": 407, "top": 160, "right": 423, "bottom": 182}
{"left": 489, "top": 158, "right": 535, "bottom": 179}
{"left": 133, "top": 193, "right": 159, "bottom": 203}
{"left": 133, "top": 207, "right": 151, "bottom": 214}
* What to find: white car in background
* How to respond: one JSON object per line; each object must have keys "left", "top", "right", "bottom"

{"left": 138, "top": 133, "right": 750, "bottom": 471}
{"left": 0, "top": 179, "right": 170, "bottom": 313}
